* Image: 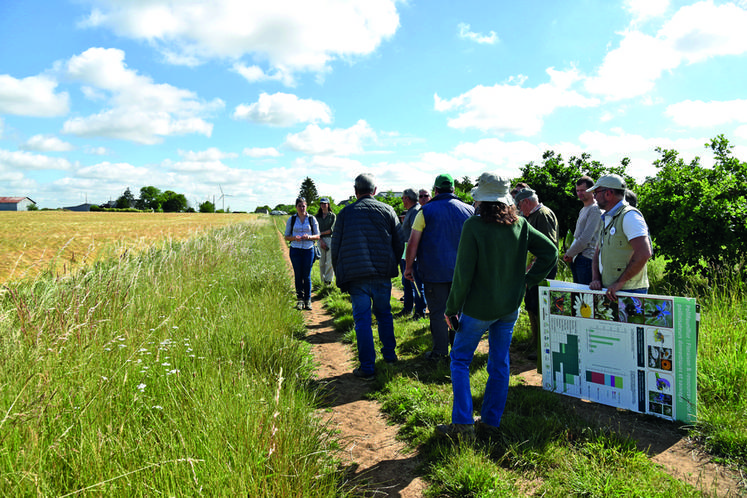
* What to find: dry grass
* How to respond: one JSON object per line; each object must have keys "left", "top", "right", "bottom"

{"left": 0, "top": 211, "right": 259, "bottom": 284}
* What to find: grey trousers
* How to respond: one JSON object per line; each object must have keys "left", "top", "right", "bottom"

{"left": 424, "top": 281, "right": 452, "bottom": 356}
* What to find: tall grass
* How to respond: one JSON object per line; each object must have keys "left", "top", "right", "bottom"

{"left": 689, "top": 275, "right": 747, "bottom": 464}
{"left": 0, "top": 220, "right": 342, "bottom": 496}
{"left": 316, "top": 255, "right": 746, "bottom": 496}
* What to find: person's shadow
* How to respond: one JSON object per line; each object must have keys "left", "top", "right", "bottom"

{"left": 341, "top": 454, "right": 422, "bottom": 497}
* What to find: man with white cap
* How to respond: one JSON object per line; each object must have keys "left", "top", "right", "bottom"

{"left": 587, "top": 174, "right": 652, "bottom": 301}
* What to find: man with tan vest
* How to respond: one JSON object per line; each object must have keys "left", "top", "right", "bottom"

{"left": 588, "top": 174, "right": 652, "bottom": 301}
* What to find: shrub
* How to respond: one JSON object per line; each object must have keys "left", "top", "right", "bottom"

{"left": 637, "top": 135, "right": 747, "bottom": 284}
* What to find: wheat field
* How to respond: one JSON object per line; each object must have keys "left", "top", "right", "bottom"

{"left": 0, "top": 210, "right": 257, "bottom": 284}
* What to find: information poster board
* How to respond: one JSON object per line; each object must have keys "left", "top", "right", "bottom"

{"left": 539, "top": 280, "right": 698, "bottom": 423}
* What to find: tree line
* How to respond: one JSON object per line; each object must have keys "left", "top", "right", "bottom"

{"left": 113, "top": 186, "right": 190, "bottom": 212}
{"left": 284, "top": 135, "right": 746, "bottom": 288}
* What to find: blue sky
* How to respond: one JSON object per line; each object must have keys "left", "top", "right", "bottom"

{"left": 2, "top": 0, "right": 747, "bottom": 211}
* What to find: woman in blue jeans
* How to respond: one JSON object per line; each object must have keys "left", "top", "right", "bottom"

{"left": 284, "top": 197, "right": 320, "bottom": 310}
{"left": 438, "top": 172, "right": 557, "bottom": 439}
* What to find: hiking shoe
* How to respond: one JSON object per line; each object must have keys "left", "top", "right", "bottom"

{"left": 412, "top": 311, "right": 426, "bottom": 321}
{"left": 352, "top": 368, "right": 375, "bottom": 381}
{"left": 296, "top": 300, "right": 304, "bottom": 310}
{"left": 424, "top": 350, "right": 449, "bottom": 362}
{"left": 304, "top": 300, "right": 312, "bottom": 310}
{"left": 475, "top": 418, "right": 501, "bottom": 439}
{"left": 435, "top": 423, "right": 475, "bottom": 441}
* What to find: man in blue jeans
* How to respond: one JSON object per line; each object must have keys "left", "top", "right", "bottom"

{"left": 563, "top": 176, "right": 601, "bottom": 285}
{"left": 396, "top": 188, "right": 426, "bottom": 319}
{"left": 331, "top": 173, "right": 405, "bottom": 380}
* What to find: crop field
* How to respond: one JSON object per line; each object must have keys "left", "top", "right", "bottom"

{"left": 0, "top": 211, "right": 257, "bottom": 284}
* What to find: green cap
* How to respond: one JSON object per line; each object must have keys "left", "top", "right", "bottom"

{"left": 433, "top": 173, "right": 454, "bottom": 189}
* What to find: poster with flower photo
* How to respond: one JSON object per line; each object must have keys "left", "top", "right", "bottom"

{"left": 539, "top": 280, "right": 698, "bottom": 423}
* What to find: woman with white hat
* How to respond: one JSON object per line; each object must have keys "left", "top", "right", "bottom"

{"left": 436, "top": 172, "right": 557, "bottom": 440}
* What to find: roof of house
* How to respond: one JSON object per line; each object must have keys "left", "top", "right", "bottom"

{"left": 0, "top": 197, "right": 34, "bottom": 204}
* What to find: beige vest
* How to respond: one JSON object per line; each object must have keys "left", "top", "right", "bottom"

{"left": 600, "top": 205, "right": 649, "bottom": 290}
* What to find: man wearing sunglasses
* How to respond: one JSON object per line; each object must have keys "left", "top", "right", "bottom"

{"left": 588, "top": 174, "right": 652, "bottom": 301}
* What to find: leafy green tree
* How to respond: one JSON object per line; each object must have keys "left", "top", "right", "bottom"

{"left": 454, "top": 175, "right": 476, "bottom": 193}
{"left": 637, "top": 135, "right": 747, "bottom": 281}
{"left": 274, "top": 203, "right": 295, "bottom": 214}
{"left": 137, "top": 186, "right": 163, "bottom": 211}
{"left": 161, "top": 191, "right": 188, "bottom": 212}
{"left": 376, "top": 191, "right": 404, "bottom": 215}
{"left": 299, "top": 177, "right": 319, "bottom": 206}
{"left": 516, "top": 151, "right": 632, "bottom": 250}
{"left": 199, "top": 200, "right": 216, "bottom": 213}
{"left": 116, "top": 187, "right": 136, "bottom": 209}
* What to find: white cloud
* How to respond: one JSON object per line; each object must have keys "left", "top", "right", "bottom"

{"left": 62, "top": 48, "right": 222, "bottom": 143}
{"left": 458, "top": 23, "right": 499, "bottom": 45}
{"left": 577, "top": 129, "right": 706, "bottom": 178}
{"left": 84, "top": 146, "right": 110, "bottom": 155}
{"left": 0, "top": 74, "right": 70, "bottom": 117}
{"left": 660, "top": 1, "right": 747, "bottom": 63}
{"left": 584, "top": 31, "right": 678, "bottom": 100}
{"left": 625, "top": 0, "right": 670, "bottom": 23}
{"left": 453, "top": 138, "right": 543, "bottom": 168}
{"left": 284, "top": 120, "right": 376, "bottom": 155}
{"left": 20, "top": 134, "right": 75, "bottom": 152}
{"left": 62, "top": 108, "right": 213, "bottom": 145}
{"left": 0, "top": 149, "right": 73, "bottom": 171}
{"left": 587, "top": 2, "right": 747, "bottom": 100}
{"left": 178, "top": 147, "right": 238, "bottom": 162}
{"left": 233, "top": 92, "right": 332, "bottom": 127}
{"left": 666, "top": 99, "right": 747, "bottom": 127}
{"left": 80, "top": 0, "right": 400, "bottom": 78}
{"left": 76, "top": 161, "right": 150, "bottom": 180}
{"left": 435, "top": 68, "right": 598, "bottom": 136}
{"left": 232, "top": 63, "right": 294, "bottom": 87}
{"left": 243, "top": 147, "right": 281, "bottom": 158}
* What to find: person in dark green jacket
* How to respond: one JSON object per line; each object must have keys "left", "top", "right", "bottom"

{"left": 436, "top": 172, "right": 557, "bottom": 440}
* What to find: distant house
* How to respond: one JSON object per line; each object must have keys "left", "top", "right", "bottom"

{"left": 63, "top": 203, "right": 94, "bottom": 212}
{"left": 376, "top": 191, "right": 403, "bottom": 200}
{"left": 0, "top": 197, "right": 36, "bottom": 211}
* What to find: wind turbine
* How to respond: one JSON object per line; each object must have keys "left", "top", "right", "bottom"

{"left": 218, "top": 184, "right": 233, "bottom": 211}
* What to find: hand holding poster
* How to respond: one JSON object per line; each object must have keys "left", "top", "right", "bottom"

{"left": 539, "top": 280, "right": 698, "bottom": 423}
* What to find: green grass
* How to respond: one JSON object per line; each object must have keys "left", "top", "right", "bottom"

{"left": 316, "top": 256, "right": 746, "bottom": 496}
{"left": 0, "top": 220, "right": 344, "bottom": 496}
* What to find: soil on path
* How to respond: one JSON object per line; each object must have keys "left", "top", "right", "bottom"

{"left": 278, "top": 233, "right": 744, "bottom": 497}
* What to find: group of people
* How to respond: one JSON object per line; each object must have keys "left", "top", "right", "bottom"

{"left": 285, "top": 170, "right": 652, "bottom": 440}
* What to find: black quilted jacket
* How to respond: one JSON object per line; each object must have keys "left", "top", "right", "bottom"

{"left": 331, "top": 196, "right": 404, "bottom": 292}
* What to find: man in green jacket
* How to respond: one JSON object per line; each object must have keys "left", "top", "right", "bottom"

{"left": 515, "top": 188, "right": 558, "bottom": 369}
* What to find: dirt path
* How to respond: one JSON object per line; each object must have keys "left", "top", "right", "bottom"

{"left": 277, "top": 232, "right": 743, "bottom": 497}
{"left": 303, "top": 296, "right": 426, "bottom": 496}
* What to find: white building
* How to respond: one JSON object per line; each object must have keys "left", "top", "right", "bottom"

{"left": 0, "top": 197, "right": 37, "bottom": 211}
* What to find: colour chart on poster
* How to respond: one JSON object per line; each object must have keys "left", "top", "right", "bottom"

{"left": 539, "top": 280, "right": 698, "bottom": 423}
